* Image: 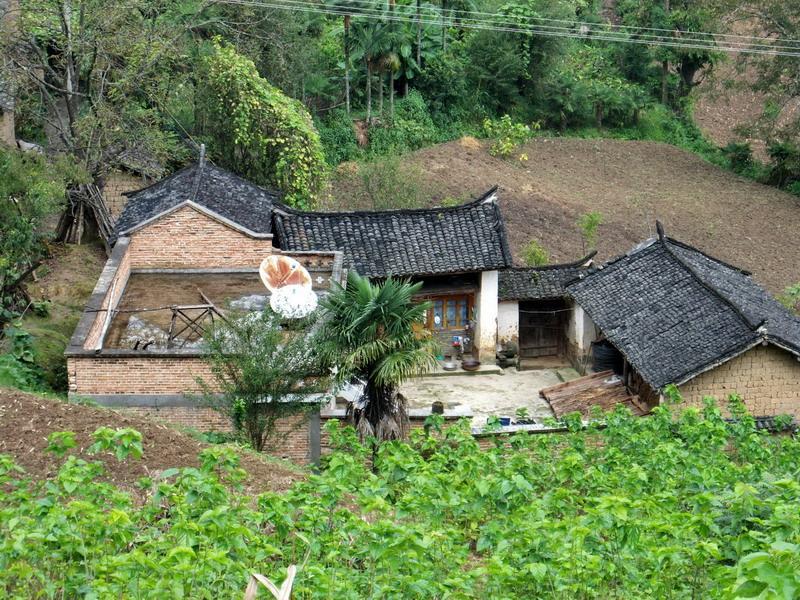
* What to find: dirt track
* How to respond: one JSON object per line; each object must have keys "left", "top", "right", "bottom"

{"left": 0, "top": 388, "right": 304, "bottom": 497}
{"left": 328, "top": 137, "right": 800, "bottom": 293}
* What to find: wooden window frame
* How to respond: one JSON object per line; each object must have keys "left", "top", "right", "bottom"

{"left": 419, "top": 294, "right": 474, "bottom": 332}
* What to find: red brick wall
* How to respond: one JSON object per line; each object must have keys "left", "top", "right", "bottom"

{"left": 127, "top": 205, "right": 272, "bottom": 269}
{"left": 68, "top": 355, "right": 215, "bottom": 395}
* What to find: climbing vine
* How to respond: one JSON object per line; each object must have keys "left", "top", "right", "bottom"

{"left": 199, "top": 41, "right": 327, "bottom": 208}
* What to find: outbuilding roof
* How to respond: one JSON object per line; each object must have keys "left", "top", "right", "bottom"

{"left": 498, "top": 252, "right": 596, "bottom": 301}
{"left": 567, "top": 225, "right": 800, "bottom": 390}
{"left": 272, "top": 188, "right": 513, "bottom": 278}
{"left": 114, "top": 157, "right": 280, "bottom": 238}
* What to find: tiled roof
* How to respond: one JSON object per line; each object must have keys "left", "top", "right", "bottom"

{"left": 272, "top": 188, "right": 513, "bottom": 277}
{"left": 498, "top": 252, "right": 596, "bottom": 301}
{"left": 114, "top": 158, "right": 280, "bottom": 238}
{"left": 567, "top": 230, "right": 800, "bottom": 390}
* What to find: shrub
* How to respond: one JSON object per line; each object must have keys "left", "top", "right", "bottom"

{"left": 483, "top": 115, "right": 538, "bottom": 159}
{"left": 317, "top": 110, "right": 361, "bottom": 166}
{"left": 522, "top": 239, "right": 550, "bottom": 266}
{"left": 722, "top": 142, "right": 754, "bottom": 174}
{"left": 766, "top": 141, "right": 800, "bottom": 188}
{"left": 356, "top": 156, "right": 427, "bottom": 210}
{"left": 578, "top": 211, "right": 603, "bottom": 252}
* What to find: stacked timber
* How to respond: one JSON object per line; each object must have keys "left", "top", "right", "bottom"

{"left": 540, "top": 370, "right": 648, "bottom": 418}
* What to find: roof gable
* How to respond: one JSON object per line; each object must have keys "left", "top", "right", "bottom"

{"left": 272, "top": 188, "right": 513, "bottom": 277}
{"left": 114, "top": 159, "right": 279, "bottom": 238}
{"left": 567, "top": 234, "right": 800, "bottom": 390}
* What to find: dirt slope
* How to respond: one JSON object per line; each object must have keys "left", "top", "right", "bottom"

{"left": 328, "top": 137, "right": 800, "bottom": 293}
{"left": 0, "top": 388, "right": 304, "bottom": 496}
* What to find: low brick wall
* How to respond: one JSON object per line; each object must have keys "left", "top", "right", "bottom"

{"left": 119, "top": 407, "right": 315, "bottom": 462}
{"left": 128, "top": 205, "right": 273, "bottom": 269}
{"left": 679, "top": 344, "right": 800, "bottom": 418}
{"left": 68, "top": 354, "right": 216, "bottom": 396}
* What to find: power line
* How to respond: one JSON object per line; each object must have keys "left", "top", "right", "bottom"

{"left": 220, "top": 0, "right": 800, "bottom": 57}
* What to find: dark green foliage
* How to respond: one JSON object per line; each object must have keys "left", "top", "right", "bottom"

{"left": 766, "top": 142, "right": 800, "bottom": 190}
{"left": 464, "top": 31, "right": 526, "bottom": 116}
{"left": 723, "top": 142, "right": 755, "bottom": 174}
{"left": 316, "top": 110, "right": 361, "bottom": 165}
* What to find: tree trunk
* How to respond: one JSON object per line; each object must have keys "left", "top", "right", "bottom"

{"left": 344, "top": 15, "right": 351, "bottom": 115}
{"left": 416, "top": 0, "right": 422, "bottom": 66}
{"left": 378, "top": 73, "right": 384, "bottom": 116}
{"left": 390, "top": 73, "right": 395, "bottom": 119}
{"left": 366, "top": 63, "right": 372, "bottom": 123}
{"left": 441, "top": 0, "right": 447, "bottom": 51}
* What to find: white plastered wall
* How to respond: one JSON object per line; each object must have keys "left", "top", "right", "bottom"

{"left": 566, "top": 302, "right": 598, "bottom": 366}
{"left": 474, "top": 270, "right": 499, "bottom": 362}
{"left": 497, "top": 301, "right": 519, "bottom": 347}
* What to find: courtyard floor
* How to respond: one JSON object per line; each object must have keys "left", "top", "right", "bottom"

{"left": 402, "top": 367, "right": 581, "bottom": 426}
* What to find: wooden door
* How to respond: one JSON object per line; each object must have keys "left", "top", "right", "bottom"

{"left": 519, "top": 300, "right": 565, "bottom": 358}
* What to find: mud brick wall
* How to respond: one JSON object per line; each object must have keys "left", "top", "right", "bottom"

{"left": 102, "top": 172, "right": 145, "bottom": 219}
{"left": 127, "top": 205, "right": 272, "bottom": 269}
{"left": 67, "top": 355, "right": 215, "bottom": 396}
{"left": 679, "top": 344, "right": 800, "bottom": 417}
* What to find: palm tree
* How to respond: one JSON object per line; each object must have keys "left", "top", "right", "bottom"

{"left": 351, "top": 20, "right": 389, "bottom": 123}
{"left": 318, "top": 273, "right": 438, "bottom": 441}
{"left": 326, "top": 0, "right": 360, "bottom": 115}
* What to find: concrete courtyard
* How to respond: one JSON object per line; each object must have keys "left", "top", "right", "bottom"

{"left": 402, "top": 367, "right": 581, "bottom": 426}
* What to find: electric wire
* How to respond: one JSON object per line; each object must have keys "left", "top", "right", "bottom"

{"left": 220, "top": 0, "right": 800, "bottom": 56}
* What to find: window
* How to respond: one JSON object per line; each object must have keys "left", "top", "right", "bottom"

{"left": 423, "top": 294, "right": 473, "bottom": 331}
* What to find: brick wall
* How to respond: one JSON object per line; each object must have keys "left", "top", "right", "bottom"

{"left": 102, "top": 172, "right": 145, "bottom": 219}
{"left": 679, "top": 344, "right": 800, "bottom": 417}
{"left": 83, "top": 245, "right": 131, "bottom": 350}
{"left": 118, "top": 407, "right": 314, "bottom": 463}
{"left": 127, "top": 205, "right": 272, "bottom": 269}
{"left": 68, "top": 355, "right": 215, "bottom": 395}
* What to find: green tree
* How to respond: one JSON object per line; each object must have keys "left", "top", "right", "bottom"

{"left": 317, "top": 272, "right": 437, "bottom": 441}
{"left": 0, "top": 147, "right": 85, "bottom": 321}
{"left": 198, "top": 40, "right": 327, "bottom": 208}
{"left": 200, "top": 310, "right": 329, "bottom": 452}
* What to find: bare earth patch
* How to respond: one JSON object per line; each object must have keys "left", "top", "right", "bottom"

{"left": 0, "top": 388, "right": 304, "bottom": 497}
{"left": 328, "top": 137, "right": 800, "bottom": 293}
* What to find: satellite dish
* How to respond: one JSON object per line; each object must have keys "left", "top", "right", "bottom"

{"left": 259, "top": 255, "right": 313, "bottom": 292}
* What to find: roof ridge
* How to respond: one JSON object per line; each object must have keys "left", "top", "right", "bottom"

{"left": 661, "top": 237, "right": 764, "bottom": 331}
{"left": 505, "top": 251, "right": 597, "bottom": 273}
{"left": 122, "top": 163, "right": 195, "bottom": 198}
{"left": 189, "top": 146, "right": 207, "bottom": 203}
{"left": 272, "top": 186, "right": 500, "bottom": 218}
{"left": 666, "top": 237, "right": 752, "bottom": 276}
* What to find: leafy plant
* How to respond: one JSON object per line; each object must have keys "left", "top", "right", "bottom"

{"left": 522, "top": 239, "right": 550, "bottom": 266}
{"left": 577, "top": 210, "right": 604, "bottom": 252}
{"left": 483, "top": 115, "right": 537, "bottom": 159}
{"left": 199, "top": 40, "right": 327, "bottom": 208}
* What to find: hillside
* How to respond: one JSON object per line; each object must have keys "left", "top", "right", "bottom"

{"left": 0, "top": 388, "right": 304, "bottom": 496}
{"left": 328, "top": 137, "right": 800, "bottom": 294}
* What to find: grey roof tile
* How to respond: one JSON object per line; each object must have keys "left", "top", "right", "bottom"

{"left": 567, "top": 235, "right": 800, "bottom": 390}
{"left": 272, "top": 188, "right": 513, "bottom": 277}
{"left": 498, "top": 252, "right": 595, "bottom": 301}
{"left": 114, "top": 160, "right": 280, "bottom": 238}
